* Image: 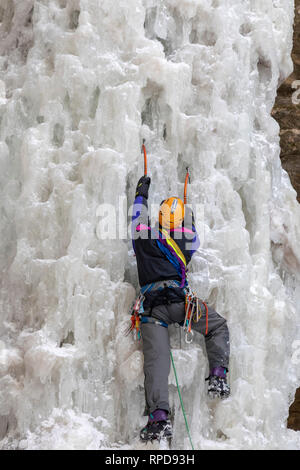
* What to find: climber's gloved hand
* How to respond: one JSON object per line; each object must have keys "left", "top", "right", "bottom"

{"left": 135, "top": 176, "right": 151, "bottom": 199}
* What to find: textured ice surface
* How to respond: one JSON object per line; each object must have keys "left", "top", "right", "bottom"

{"left": 0, "top": 0, "right": 300, "bottom": 450}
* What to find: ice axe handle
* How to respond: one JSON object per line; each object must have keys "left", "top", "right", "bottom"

{"left": 184, "top": 167, "right": 190, "bottom": 205}
{"left": 142, "top": 143, "right": 147, "bottom": 176}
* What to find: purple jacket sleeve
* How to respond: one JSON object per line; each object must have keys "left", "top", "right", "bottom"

{"left": 131, "top": 195, "right": 150, "bottom": 253}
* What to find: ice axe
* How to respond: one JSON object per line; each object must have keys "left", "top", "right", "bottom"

{"left": 184, "top": 166, "right": 190, "bottom": 205}
{"left": 141, "top": 139, "right": 148, "bottom": 176}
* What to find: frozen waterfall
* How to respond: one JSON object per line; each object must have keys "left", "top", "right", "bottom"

{"left": 0, "top": 0, "right": 300, "bottom": 450}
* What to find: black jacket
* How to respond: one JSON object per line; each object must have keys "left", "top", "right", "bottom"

{"left": 132, "top": 195, "right": 200, "bottom": 308}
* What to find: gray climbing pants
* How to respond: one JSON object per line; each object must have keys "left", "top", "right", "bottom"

{"left": 141, "top": 301, "right": 230, "bottom": 414}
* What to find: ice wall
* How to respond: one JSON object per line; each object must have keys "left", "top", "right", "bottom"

{"left": 0, "top": 0, "right": 299, "bottom": 450}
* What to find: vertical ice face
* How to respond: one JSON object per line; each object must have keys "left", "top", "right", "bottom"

{"left": 0, "top": 0, "right": 299, "bottom": 450}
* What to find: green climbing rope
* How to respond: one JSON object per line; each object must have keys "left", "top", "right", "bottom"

{"left": 170, "top": 350, "right": 194, "bottom": 450}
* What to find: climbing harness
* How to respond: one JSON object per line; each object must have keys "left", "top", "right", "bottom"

{"left": 125, "top": 279, "right": 172, "bottom": 339}
{"left": 127, "top": 283, "right": 209, "bottom": 344}
{"left": 140, "top": 316, "right": 168, "bottom": 328}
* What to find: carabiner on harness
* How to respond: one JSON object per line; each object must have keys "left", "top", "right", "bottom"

{"left": 125, "top": 293, "right": 145, "bottom": 340}
{"left": 185, "top": 329, "right": 194, "bottom": 344}
{"left": 183, "top": 287, "right": 195, "bottom": 343}
{"left": 183, "top": 287, "right": 208, "bottom": 343}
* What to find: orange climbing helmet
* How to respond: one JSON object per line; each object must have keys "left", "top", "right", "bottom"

{"left": 159, "top": 197, "right": 185, "bottom": 230}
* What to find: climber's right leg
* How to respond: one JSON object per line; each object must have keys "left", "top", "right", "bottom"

{"left": 141, "top": 317, "right": 170, "bottom": 415}
{"left": 140, "top": 304, "right": 174, "bottom": 441}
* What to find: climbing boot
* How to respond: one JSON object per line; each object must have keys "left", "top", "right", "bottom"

{"left": 140, "top": 409, "right": 172, "bottom": 441}
{"left": 207, "top": 367, "right": 230, "bottom": 399}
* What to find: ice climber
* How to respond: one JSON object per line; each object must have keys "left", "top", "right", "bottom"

{"left": 131, "top": 175, "right": 230, "bottom": 442}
